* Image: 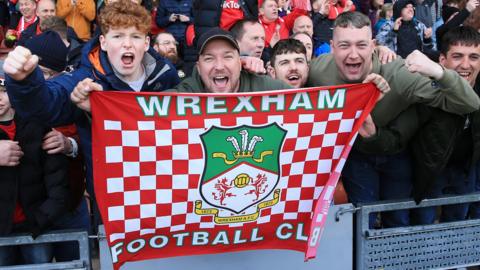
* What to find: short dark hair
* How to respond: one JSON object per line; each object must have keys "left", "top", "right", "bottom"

{"left": 440, "top": 26, "right": 480, "bottom": 56}
{"left": 270, "top": 39, "right": 307, "bottom": 67}
{"left": 230, "top": 19, "right": 260, "bottom": 40}
{"left": 334, "top": 11, "right": 371, "bottom": 29}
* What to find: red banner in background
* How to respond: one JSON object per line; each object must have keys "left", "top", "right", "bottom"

{"left": 91, "top": 84, "right": 379, "bottom": 270}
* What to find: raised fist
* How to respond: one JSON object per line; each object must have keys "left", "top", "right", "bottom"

{"left": 2, "top": 46, "right": 39, "bottom": 81}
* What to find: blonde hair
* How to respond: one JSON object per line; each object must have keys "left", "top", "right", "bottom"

{"left": 379, "top": 3, "right": 393, "bottom": 18}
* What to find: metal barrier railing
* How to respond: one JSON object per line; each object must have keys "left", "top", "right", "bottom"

{"left": 356, "top": 193, "right": 480, "bottom": 270}
{"left": 0, "top": 230, "right": 91, "bottom": 270}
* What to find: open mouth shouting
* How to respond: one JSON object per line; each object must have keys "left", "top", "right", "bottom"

{"left": 344, "top": 61, "right": 364, "bottom": 78}
{"left": 286, "top": 73, "right": 302, "bottom": 86}
{"left": 121, "top": 52, "right": 135, "bottom": 67}
{"left": 212, "top": 75, "right": 229, "bottom": 89}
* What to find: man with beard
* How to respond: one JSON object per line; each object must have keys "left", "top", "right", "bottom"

{"left": 153, "top": 32, "right": 187, "bottom": 79}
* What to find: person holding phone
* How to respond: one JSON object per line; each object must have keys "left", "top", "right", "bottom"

{"left": 155, "top": 0, "right": 193, "bottom": 48}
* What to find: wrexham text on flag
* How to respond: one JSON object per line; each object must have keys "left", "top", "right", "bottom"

{"left": 136, "top": 89, "right": 346, "bottom": 117}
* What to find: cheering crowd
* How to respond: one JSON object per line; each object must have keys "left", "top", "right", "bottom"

{"left": 0, "top": 0, "right": 480, "bottom": 266}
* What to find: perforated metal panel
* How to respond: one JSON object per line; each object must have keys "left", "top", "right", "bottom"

{"left": 0, "top": 230, "right": 91, "bottom": 270}
{"left": 357, "top": 194, "right": 480, "bottom": 270}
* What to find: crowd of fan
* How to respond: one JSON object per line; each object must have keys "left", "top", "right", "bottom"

{"left": 0, "top": 0, "right": 480, "bottom": 266}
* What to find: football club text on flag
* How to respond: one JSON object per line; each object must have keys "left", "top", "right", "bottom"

{"left": 91, "top": 84, "right": 379, "bottom": 270}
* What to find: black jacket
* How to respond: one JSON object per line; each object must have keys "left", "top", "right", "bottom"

{"left": 311, "top": 12, "right": 333, "bottom": 47}
{"left": 182, "top": 0, "right": 258, "bottom": 76}
{"left": 411, "top": 84, "right": 480, "bottom": 201}
{"left": 461, "top": 84, "right": 480, "bottom": 178}
{"left": 192, "top": 0, "right": 258, "bottom": 45}
{"left": 0, "top": 0, "right": 8, "bottom": 27}
{"left": 0, "top": 117, "right": 69, "bottom": 237}
{"left": 410, "top": 106, "right": 465, "bottom": 202}
{"left": 435, "top": 9, "right": 471, "bottom": 52}
{"left": 354, "top": 104, "right": 466, "bottom": 202}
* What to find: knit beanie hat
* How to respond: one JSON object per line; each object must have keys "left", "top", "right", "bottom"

{"left": 24, "top": 30, "right": 68, "bottom": 73}
{"left": 393, "top": 0, "right": 416, "bottom": 20}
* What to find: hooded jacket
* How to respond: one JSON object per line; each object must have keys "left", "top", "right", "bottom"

{"left": 6, "top": 36, "right": 180, "bottom": 197}
{"left": 376, "top": 0, "right": 433, "bottom": 58}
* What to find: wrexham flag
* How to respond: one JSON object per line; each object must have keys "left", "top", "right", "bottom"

{"left": 91, "top": 84, "right": 378, "bottom": 269}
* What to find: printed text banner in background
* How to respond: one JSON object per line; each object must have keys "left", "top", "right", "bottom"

{"left": 91, "top": 84, "right": 379, "bottom": 270}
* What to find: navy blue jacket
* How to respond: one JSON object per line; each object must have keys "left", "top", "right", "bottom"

{"left": 6, "top": 37, "right": 180, "bottom": 197}
{"left": 155, "top": 0, "right": 193, "bottom": 43}
{"left": 17, "top": 20, "right": 80, "bottom": 47}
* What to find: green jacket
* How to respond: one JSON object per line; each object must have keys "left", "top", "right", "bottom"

{"left": 174, "top": 69, "right": 292, "bottom": 93}
{"left": 308, "top": 53, "right": 480, "bottom": 202}
{"left": 308, "top": 53, "right": 480, "bottom": 127}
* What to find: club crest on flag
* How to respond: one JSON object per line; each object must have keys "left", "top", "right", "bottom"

{"left": 195, "top": 123, "right": 287, "bottom": 224}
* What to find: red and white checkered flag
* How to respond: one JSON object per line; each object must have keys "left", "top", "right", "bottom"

{"left": 91, "top": 85, "right": 378, "bottom": 270}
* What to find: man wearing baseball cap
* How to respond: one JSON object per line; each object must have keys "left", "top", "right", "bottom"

{"left": 175, "top": 27, "right": 291, "bottom": 93}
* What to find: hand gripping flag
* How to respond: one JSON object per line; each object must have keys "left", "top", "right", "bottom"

{"left": 91, "top": 84, "right": 379, "bottom": 269}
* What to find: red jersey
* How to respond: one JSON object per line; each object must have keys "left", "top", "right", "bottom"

{"left": 259, "top": 17, "right": 289, "bottom": 48}
{"left": 220, "top": 0, "right": 245, "bottom": 30}
{"left": 259, "top": 7, "right": 308, "bottom": 47}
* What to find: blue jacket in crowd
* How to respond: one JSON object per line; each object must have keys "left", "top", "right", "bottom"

{"left": 6, "top": 36, "right": 180, "bottom": 196}
{"left": 155, "top": 0, "right": 193, "bottom": 43}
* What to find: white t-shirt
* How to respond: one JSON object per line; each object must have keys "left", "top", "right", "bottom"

{"left": 115, "top": 65, "right": 146, "bottom": 92}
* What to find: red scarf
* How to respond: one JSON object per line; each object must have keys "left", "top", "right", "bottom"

{"left": 16, "top": 15, "right": 38, "bottom": 37}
